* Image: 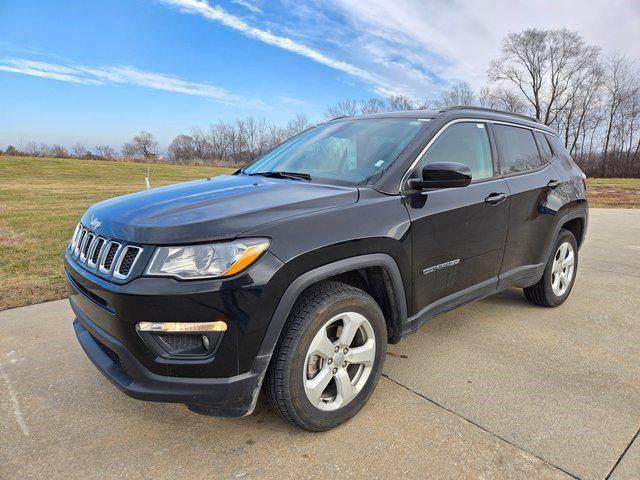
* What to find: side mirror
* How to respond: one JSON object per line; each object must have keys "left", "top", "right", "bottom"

{"left": 408, "top": 162, "right": 472, "bottom": 190}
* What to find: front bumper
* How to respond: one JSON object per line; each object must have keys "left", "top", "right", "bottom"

{"left": 73, "top": 312, "right": 269, "bottom": 416}
{"left": 65, "top": 249, "right": 287, "bottom": 416}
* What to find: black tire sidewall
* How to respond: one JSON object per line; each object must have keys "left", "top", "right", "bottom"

{"left": 284, "top": 287, "right": 386, "bottom": 430}
{"left": 541, "top": 229, "right": 579, "bottom": 306}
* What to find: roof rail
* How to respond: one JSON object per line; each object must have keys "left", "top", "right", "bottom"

{"left": 438, "top": 106, "right": 539, "bottom": 124}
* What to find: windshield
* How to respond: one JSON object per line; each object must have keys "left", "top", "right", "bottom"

{"left": 243, "top": 118, "right": 427, "bottom": 186}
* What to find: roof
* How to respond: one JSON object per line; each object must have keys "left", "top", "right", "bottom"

{"left": 328, "top": 106, "right": 557, "bottom": 134}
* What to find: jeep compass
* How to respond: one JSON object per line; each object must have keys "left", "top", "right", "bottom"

{"left": 65, "top": 107, "right": 588, "bottom": 431}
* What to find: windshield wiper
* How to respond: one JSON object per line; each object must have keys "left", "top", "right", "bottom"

{"left": 248, "top": 171, "right": 312, "bottom": 181}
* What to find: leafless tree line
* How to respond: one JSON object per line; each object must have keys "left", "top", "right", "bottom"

{"left": 167, "top": 114, "right": 311, "bottom": 167}
{"left": 2, "top": 28, "right": 638, "bottom": 176}
{"left": 1, "top": 115, "right": 312, "bottom": 167}
{"left": 3, "top": 140, "right": 119, "bottom": 162}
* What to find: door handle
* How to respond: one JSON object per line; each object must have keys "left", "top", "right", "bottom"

{"left": 547, "top": 179, "right": 562, "bottom": 189}
{"left": 484, "top": 192, "right": 507, "bottom": 205}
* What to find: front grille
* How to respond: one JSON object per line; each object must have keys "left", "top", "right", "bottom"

{"left": 69, "top": 223, "right": 142, "bottom": 280}
{"left": 81, "top": 233, "right": 94, "bottom": 260}
{"left": 74, "top": 229, "right": 87, "bottom": 256}
{"left": 115, "top": 246, "right": 142, "bottom": 278}
{"left": 90, "top": 238, "right": 105, "bottom": 265}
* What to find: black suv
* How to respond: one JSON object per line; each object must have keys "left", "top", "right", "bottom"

{"left": 65, "top": 107, "right": 588, "bottom": 431}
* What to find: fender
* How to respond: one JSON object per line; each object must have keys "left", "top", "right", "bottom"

{"left": 256, "top": 253, "right": 407, "bottom": 361}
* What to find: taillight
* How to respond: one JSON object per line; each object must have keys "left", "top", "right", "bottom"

{"left": 582, "top": 176, "right": 588, "bottom": 191}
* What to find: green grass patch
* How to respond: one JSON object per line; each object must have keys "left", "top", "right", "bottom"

{"left": 0, "top": 156, "right": 232, "bottom": 310}
{"left": 587, "top": 178, "right": 640, "bottom": 189}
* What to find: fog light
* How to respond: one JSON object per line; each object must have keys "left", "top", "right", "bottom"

{"left": 202, "top": 335, "right": 210, "bottom": 349}
{"left": 136, "top": 321, "right": 227, "bottom": 333}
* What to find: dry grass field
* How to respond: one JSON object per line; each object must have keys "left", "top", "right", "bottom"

{"left": 586, "top": 177, "right": 640, "bottom": 208}
{"left": 0, "top": 156, "right": 232, "bottom": 310}
{"left": 0, "top": 155, "right": 637, "bottom": 310}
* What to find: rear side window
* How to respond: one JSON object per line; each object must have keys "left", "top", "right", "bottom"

{"left": 494, "top": 124, "right": 543, "bottom": 174}
{"left": 418, "top": 122, "right": 494, "bottom": 181}
{"left": 534, "top": 132, "right": 553, "bottom": 163}
{"left": 545, "top": 133, "right": 577, "bottom": 169}
{"left": 545, "top": 134, "right": 571, "bottom": 160}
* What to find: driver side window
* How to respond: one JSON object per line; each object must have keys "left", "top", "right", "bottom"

{"left": 417, "top": 122, "right": 494, "bottom": 181}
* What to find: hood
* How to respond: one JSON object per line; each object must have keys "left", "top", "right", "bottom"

{"left": 81, "top": 174, "right": 358, "bottom": 244}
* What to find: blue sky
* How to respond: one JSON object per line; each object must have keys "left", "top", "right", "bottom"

{"left": 1, "top": 0, "right": 638, "bottom": 150}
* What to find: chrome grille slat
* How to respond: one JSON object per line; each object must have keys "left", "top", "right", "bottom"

{"left": 70, "top": 223, "right": 82, "bottom": 250}
{"left": 69, "top": 224, "right": 142, "bottom": 280}
{"left": 87, "top": 237, "right": 106, "bottom": 268}
{"left": 114, "top": 246, "right": 143, "bottom": 279}
{"left": 99, "top": 241, "right": 121, "bottom": 274}
{"left": 74, "top": 228, "right": 87, "bottom": 257}
{"left": 80, "top": 233, "right": 95, "bottom": 262}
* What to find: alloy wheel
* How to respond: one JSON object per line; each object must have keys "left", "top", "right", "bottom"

{"left": 303, "top": 311, "right": 376, "bottom": 411}
{"left": 551, "top": 241, "right": 575, "bottom": 296}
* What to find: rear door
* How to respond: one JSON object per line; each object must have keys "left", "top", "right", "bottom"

{"left": 403, "top": 121, "right": 509, "bottom": 316}
{"left": 492, "top": 123, "right": 559, "bottom": 286}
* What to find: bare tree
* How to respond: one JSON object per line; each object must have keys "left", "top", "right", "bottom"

{"left": 95, "top": 145, "right": 116, "bottom": 159}
{"left": 190, "top": 127, "right": 212, "bottom": 160}
{"left": 23, "top": 141, "right": 41, "bottom": 156}
{"left": 386, "top": 96, "right": 415, "bottom": 111}
{"left": 488, "top": 28, "right": 599, "bottom": 125}
{"left": 168, "top": 134, "right": 196, "bottom": 162}
{"left": 323, "top": 96, "right": 418, "bottom": 120}
{"left": 324, "top": 99, "right": 359, "bottom": 119}
{"left": 121, "top": 131, "right": 158, "bottom": 159}
{"left": 360, "top": 98, "right": 387, "bottom": 114}
{"left": 601, "top": 54, "right": 634, "bottom": 173}
{"left": 208, "top": 121, "right": 232, "bottom": 161}
{"left": 50, "top": 145, "right": 69, "bottom": 158}
{"left": 71, "top": 142, "right": 88, "bottom": 158}
{"left": 479, "top": 86, "right": 528, "bottom": 113}
{"left": 435, "top": 81, "right": 476, "bottom": 108}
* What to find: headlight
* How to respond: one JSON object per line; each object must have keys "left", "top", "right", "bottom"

{"left": 146, "top": 238, "right": 270, "bottom": 279}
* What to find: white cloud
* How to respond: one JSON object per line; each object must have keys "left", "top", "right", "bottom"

{"left": 231, "top": 0, "right": 262, "bottom": 15}
{"left": 326, "top": 0, "right": 640, "bottom": 90}
{"left": 160, "top": 0, "right": 640, "bottom": 99}
{"left": 157, "top": 0, "right": 414, "bottom": 97}
{"left": 0, "top": 57, "right": 254, "bottom": 106}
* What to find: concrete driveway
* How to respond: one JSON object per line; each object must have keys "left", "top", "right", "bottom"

{"left": 1, "top": 209, "right": 639, "bottom": 480}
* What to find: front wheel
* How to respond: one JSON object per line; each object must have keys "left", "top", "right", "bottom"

{"left": 265, "top": 281, "right": 387, "bottom": 431}
{"left": 524, "top": 229, "right": 578, "bottom": 307}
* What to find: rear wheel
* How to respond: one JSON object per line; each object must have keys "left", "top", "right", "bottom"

{"left": 265, "top": 281, "right": 387, "bottom": 431}
{"left": 524, "top": 229, "right": 578, "bottom": 307}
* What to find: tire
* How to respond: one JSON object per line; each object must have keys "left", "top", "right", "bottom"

{"left": 524, "top": 229, "right": 578, "bottom": 307}
{"left": 265, "top": 281, "right": 387, "bottom": 431}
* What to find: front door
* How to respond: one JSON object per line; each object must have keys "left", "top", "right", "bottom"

{"left": 403, "top": 121, "right": 509, "bottom": 317}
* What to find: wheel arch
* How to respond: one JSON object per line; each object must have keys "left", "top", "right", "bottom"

{"left": 256, "top": 254, "right": 408, "bottom": 365}
{"left": 561, "top": 216, "right": 586, "bottom": 248}
{"left": 543, "top": 207, "right": 588, "bottom": 262}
